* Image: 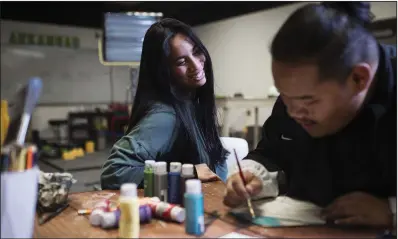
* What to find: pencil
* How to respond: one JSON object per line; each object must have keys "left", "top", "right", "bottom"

{"left": 26, "top": 145, "right": 37, "bottom": 169}
{"left": 26, "top": 146, "right": 33, "bottom": 169}
{"left": 10, "top": 147, "right": 17, "bottom": 171}
{"left": 233, "top": 149, "right": 256, "bottom": 219}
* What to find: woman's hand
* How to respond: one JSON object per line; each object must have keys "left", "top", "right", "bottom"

{"left": 195, "top": 164, "right": 221, "bottom": 183}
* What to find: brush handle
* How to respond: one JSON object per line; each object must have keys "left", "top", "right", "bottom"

{"left": 16, "top": 78, "right": 42, "bottom": 146}
{"left": 233, "top": 149, "right": 248, "bottom": 185}
{"left": 233, "top": 149, "right": 256, "bottom": 219}
{"left": 238, "top": 170, "right": 247, "bottom": 185}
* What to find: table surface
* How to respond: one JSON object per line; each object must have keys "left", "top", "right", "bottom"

{"left": 34, "top": 181, "right": 382, "bottom": 238}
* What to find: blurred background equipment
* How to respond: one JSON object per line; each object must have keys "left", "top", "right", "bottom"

{"left": 370, "top": 18, "right": 397, "bottom": 45}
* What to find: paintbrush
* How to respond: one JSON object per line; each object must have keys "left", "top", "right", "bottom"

{"left": 233, "top": 149, "right": 256, "bottom": 219}
{"left": 3, "top": 77, "right": 43, "bottom": 147}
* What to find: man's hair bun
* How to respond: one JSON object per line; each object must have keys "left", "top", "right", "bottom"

{"left": 322, "top": 2, "right": 374, "bottom": 26}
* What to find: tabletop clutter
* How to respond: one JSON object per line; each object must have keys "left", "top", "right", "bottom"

{"left": 76, "top": 161, "right": 208, "bottom": 237}
{"left": 36, "top": 171, "right": 77, "bottom": 225}
{"left": 38, "top": 171, "right": 77, "bottom": 210}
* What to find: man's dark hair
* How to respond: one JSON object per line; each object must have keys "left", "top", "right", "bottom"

{"left": 126, "top": 18, "right": 227, "bottom": 170}
{"left": 271, "top": 2, "right": 379, "bottom": 82}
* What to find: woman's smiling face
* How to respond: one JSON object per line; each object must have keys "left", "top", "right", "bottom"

{"left": 169, "top": 33, "right": 207, "bottom": 90}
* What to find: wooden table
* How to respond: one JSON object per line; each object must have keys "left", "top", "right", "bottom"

{"left": 34, "top": 181, "right": 382, "bottom": 238}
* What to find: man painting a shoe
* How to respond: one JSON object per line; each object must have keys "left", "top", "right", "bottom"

{"left": 224, "top": 2, "right": 396, "bottom": 230}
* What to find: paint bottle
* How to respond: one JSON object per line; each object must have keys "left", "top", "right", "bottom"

{"left": 168, "top": 162, "right": 182, "bottom": 204}
{"left": 100, "top": 205, "right": 152, "bottom": 229}
{"left": 184, "top": 179, "right": 205, "bottom": 236}
{"left": 180, "top": 164, "right": 195, "bottom": 206}
{"left": 147, "top": 198, "right": 186, "bottom": 223}
{"left": 118, "top": 183, "right": 140, "bottom": 238}
{"left": 153, "top": 162, "right": 168, "bottom": 202}
{"left": 89, "top": 200, "right": 110, "bottom": 226}
{"left": 144, "top": 160, "right": 156, "bottom": 197}
{"left": 101, "top": 210, "right": 121, "bottom": 229}
{"left": 138, "top": 204, "right": 153, "bottom": 224}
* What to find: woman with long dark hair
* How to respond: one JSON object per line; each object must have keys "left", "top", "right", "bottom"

{"left": 101, "top": 18, "right": 229, "bottom": 190}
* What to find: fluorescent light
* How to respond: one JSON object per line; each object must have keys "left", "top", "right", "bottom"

{"left": 103, "top": 12, "right": 162, "bottom": 62}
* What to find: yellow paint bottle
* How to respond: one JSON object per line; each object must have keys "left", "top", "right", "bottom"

{"left": 119, "top": 183, "right": 140, "bottom": 238}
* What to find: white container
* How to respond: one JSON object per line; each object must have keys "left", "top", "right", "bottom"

{"left": 1, "top": 166, "right": 40, "bottom": 238}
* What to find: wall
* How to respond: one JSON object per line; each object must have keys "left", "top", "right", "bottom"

{"left": 193, "top": 2, "right": 397, "bottom": 131}
{"left": 1, "top": 20, "right": 133, "bottom": 104}
{"left": 3, "top": 2, "right": 396, "bottom": 139}
{"left": 0, "top": 20, "right": 134, "bottom": 138}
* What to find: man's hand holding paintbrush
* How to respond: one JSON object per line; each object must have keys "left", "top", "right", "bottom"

{"left": 223, "top": 149, "right": 258, "bottom": 218}
{"left": 223, "top": 153, "right": 281, "bottom": 211}
{"left": 224, "top": 171, "right": 263, "bottom": 208}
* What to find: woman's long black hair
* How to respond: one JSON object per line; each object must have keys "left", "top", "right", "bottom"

{"left": 126, "top": 18, "right": 227, "bottom": 170}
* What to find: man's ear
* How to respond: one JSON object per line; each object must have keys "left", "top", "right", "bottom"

{"left": 349, "top": 63, "right": 373, "bottom": 94}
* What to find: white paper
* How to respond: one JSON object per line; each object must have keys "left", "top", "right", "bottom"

{"left": 219, "top": 232, "right": 259, "bottom": 238}
{"left": 230, "top": 196, "right": 325, "bottom": 226}
{"left": 1, "top": 166, "right": 39, "bottom": 238}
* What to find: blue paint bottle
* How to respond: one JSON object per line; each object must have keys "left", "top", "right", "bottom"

{"left": 184, "top": 179, "right": 205, "bottom": 236}
{"left": 168, "top": 162, "right": 182, "bottom": 204}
